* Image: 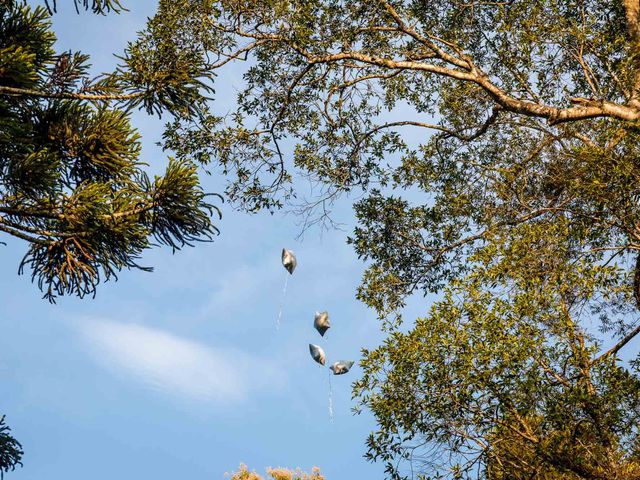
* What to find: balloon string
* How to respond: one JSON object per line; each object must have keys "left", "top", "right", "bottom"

{"left": 323, "top": 333, "right": 333, "bottom": 422}
{"left": 328, "top": 368, "right": 334, "bottom": 423}
{"left": 276, "top": 273, "right": 289, "bottom": 330}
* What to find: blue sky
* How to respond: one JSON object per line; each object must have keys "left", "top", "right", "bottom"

{"left": 0, "top": 2, "right": 437, "bottom": 478}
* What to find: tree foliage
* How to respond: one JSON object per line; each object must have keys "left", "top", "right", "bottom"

{"left": 0, "top": 0, "right": 220, "bottom": 301}
{"left": 129, "top": 0, "right": 640, "bottom": 478}
{"left": 43, "top": 0, "right": 125, "bottom": 15}
{"left": 228, "top": 464, "right": 324, "bottom": 480}
{"left": 0, "top": 416, "right": 23, "bottom": 478}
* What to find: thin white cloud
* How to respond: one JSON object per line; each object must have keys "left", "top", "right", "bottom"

{"left": 207, "top": 265, "right": 265, "bottom": 308}
{"left": 197, "top": 258, "right": 286, "bottom": 322}
{"left": 75, "top": 319, "right": 285, "bottom": 404}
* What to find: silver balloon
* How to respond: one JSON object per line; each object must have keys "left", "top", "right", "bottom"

{"left": 282, "top": 248, "right": 297, "bottom": 274}
{"left": 309, "top": 344, "right": 326, "bottom": 366}
{"left": 313, "top": 311, "right": 331, "bottom": 337}
{"left": 330, "top": 360, "right": 354, "bottom": 375}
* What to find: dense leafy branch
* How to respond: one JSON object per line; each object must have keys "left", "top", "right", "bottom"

{"left": 0, "top": 1, "right": 222, "bottom": 300}
{"left": 0, "top": 84, "right": 145, "bottom": 101}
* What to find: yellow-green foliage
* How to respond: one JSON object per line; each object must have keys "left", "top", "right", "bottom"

{"left": 228, "top": 464, "right": 324, "bottom": 480}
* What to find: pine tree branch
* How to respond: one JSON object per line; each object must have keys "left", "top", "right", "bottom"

{"left": 0, "top": 204, "right": 156, "bottom": 245}
{"left": 0, "top": 215, "right": 89, "bottom": 242}
{"left": 106, "top": 203, "right": 155, "bottom": 220}
{"left": 0, "top": 207, "right": 63, "bottom": 220}
{"left": 0, "top": 85, "right": 144, "bottom": 101}
{"left": 0, "top": 220, "right": 49, "bottom": 245}
{"left": 0, "top": 203, "right": 155, "bottom": 223}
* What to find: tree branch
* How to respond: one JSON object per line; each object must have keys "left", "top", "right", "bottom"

{"left": 294, "top": 48, "right": 640, "bottom": 124}
{"left": 624, "top": 0, "right": 640, "bottom": 106}
{"left": 0, "top": 85, "right": 144, "bottom": 102}
{"left": 354, "top": 107, "right": 501, "bottom": 147}
{"left": 591, "top": 253, "right": 640, "bottom": 365}
{"left": 376, "top": 0, "right": 473, "bottom": 70}
{"left": 0, "top": 219, "right": 49, "bottom": 245}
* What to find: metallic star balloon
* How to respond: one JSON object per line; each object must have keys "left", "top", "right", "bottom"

{"left": 330, "top": 360, "right": 354, "bottom": 375}
{"left": 313, "top": 311, "right": 331, "bottom": 337}
{"left": 281, "top": 248, "right": 297, "bottom": 274}
{"left": 309, "top": 344, "right": 326, "bottom": 366}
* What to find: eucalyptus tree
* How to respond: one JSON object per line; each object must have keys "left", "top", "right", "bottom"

{"left": 0, "top": 0, "right": 220, "bottom": 301}
{"left": 147, "top": 0, "right": 640, "bottom": 477}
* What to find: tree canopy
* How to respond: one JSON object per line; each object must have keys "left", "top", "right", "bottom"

{"left": 0, "top": 0, "right": 220, "bottom": 301}
{"left": 135, "top": 0, "right": 640, "bottom": 478}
